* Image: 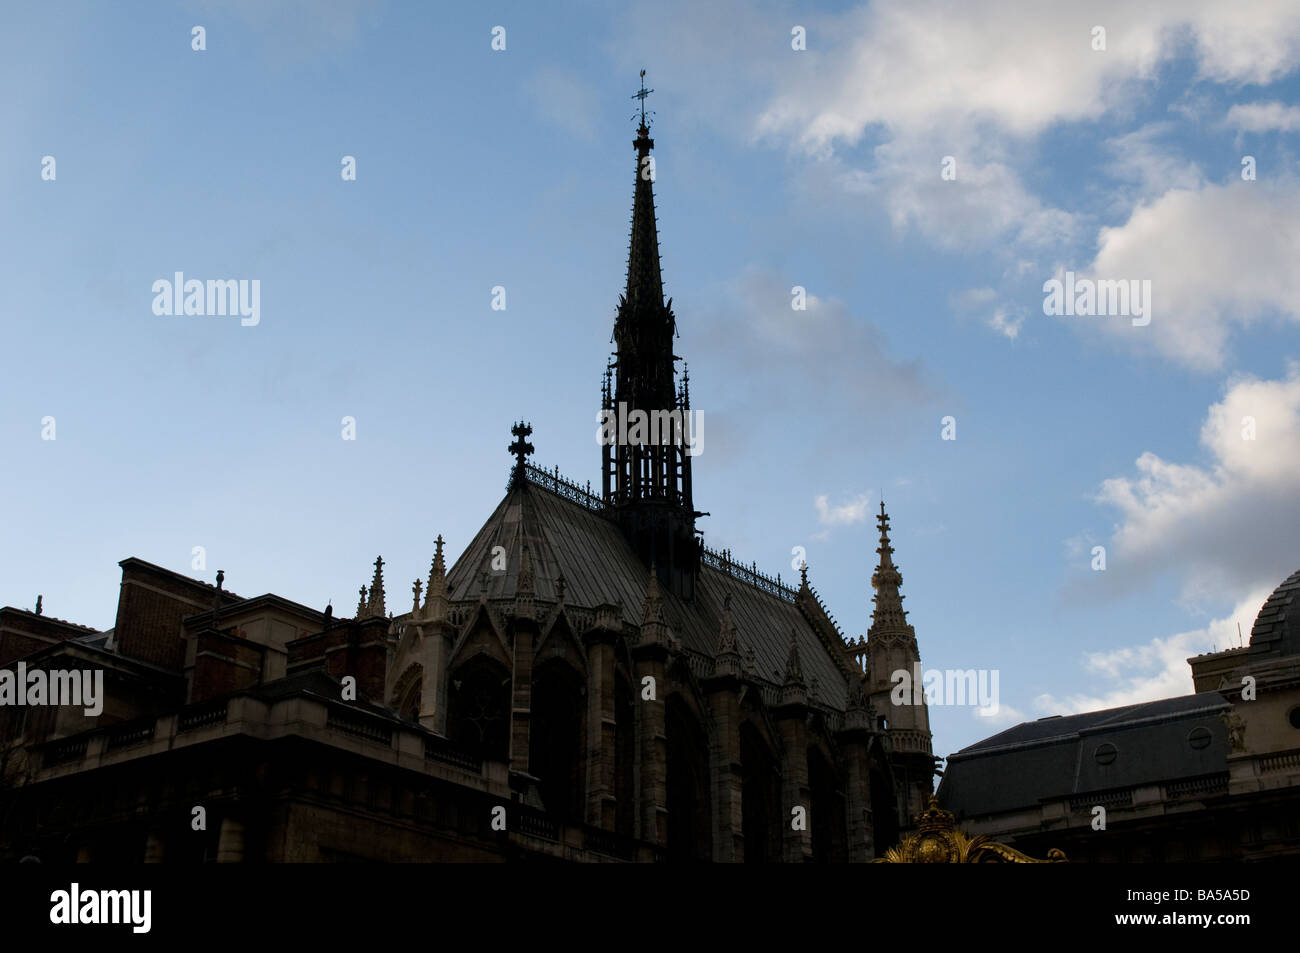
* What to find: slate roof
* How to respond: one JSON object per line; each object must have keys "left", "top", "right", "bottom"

{"left": 937, "top": 693, "right": 1230, "bottom": 818}
{"left": 443, "top": 472, "right": 851, "bottom": 710}
{"left": 1249, "top": 567, "right": 1300, "bottom": 659}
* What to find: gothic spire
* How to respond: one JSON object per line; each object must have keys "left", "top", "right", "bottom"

{"left": 869, "top": 502, "right": 914, "bottom": 641}
{"left": 424, "top": 534, "right": 449, "bottom": 620}
{"left": 625, "top": 72, "right": 664, "bottom": 315}
{"left": 603, "top": 76, "right": 699, "bottom": 601}
{"left": 367, "top": 556, "right": 386, "bottom": 618}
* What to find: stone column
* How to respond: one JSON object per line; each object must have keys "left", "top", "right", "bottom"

{"left": 633, "top": 643, "right": 669, "bottom": 850}
{"left": 509, "top": 617, "right": 537, "bottom": 776}
{"left": 584, "top": 604, "right": 621, "bottom": 829}
{"left": 775, "top": 708, "right": 811, "bottom": 862}
{"left": 835, "top": 719, "right": 875, "bottom": 862}
{"left": 702, "top": 671, "right": 743, "bottom": 862}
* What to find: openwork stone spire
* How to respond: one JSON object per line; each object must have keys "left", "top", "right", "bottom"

{"left": 869, "top": 502, "right": 915, "bottom": 644}
{"left": 603, "top": 74, "right": 699, "bottom": 601}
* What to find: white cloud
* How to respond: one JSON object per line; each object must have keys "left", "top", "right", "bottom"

{"left": 814, "top": 493, "right": 873, "bottom": 527}
{"left": 987, "top": 307, "right": 1026, "bottom": 341}
{"left": 1226, "top": 100, "right": 1300, "bottom": 132}
{"left": 1034, "top": 588, "right": 1269, "bottom": 714}
{"left": 756, "top": 1, "right": 1300, "bottom": 154}
{"left": 1079, "top": 181, "right": 1300, "bottom": 368}
{"left": 1094, "top": 365, "right": 1300, "bottom": 603}
{"left": 973, "top": 702, "right": 1026, "bottom": 728}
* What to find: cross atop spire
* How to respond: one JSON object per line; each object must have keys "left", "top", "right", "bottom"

{"left": 631, "top": 69, "right": 654, "bottom": 133}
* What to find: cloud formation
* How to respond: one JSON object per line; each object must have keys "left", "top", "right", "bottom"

{"left": 1094, "top": 365, "right": 1300, "bottom": 604}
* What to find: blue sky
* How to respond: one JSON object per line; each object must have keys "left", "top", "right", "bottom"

{"left": 3, "top": 1, "right": 1300, "bottom": 759}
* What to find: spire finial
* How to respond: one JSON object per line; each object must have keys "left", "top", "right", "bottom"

{"left": 357, "top": 585, "right": 367, "bottom": 616}
{"left": 509, "top": 421, "right": 534, "bottom": 487}
{"left": 412, "top": 578, "right": 423, "bottom": 613}
{"left": 632, "top": 69, "right": 654, "bottom": 132}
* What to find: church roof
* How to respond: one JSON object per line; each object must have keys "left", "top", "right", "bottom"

{"left": 938, "top": 692, "right": 1230, "bottom": 818}
{"left": 443, "top": 468, "right": 851, "bottom": 710}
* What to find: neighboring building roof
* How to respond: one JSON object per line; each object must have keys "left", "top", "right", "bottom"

{"left": 939, "top": 693, "right": 1230, "bottom": 818}
{"left": 1249, "top": 567, "right": 1300, "bottom": 659}
{"left": 443, "top": 471, "right": 850, "bottom": 709}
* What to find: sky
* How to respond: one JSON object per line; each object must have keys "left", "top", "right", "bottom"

{"left": 2, "top": 0, "right": 1299, "bottom": 760}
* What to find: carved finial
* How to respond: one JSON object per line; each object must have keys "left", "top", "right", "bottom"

{"left": 412, "top": 578, "right": 423, "bottom": 613}
{"left": 34, "top": 595, "right": 42, "bottom": 616}
{"left": 357, "top": 585, "right": 367, "bottom": 616}
{"left": 641, "top": 562, "right": 664, "bottom": 624}
{"left": 509, "top": 421, "right": 535, "bottom": 488}
{"left": 424, "top": 534, "right": 447, "bottom": 610}
{"left": 367, "top": 556, "right": 386, "bottom": 617}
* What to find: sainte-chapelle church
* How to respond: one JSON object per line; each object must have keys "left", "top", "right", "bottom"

{"left": 0, "top": 100, "right": 937, "bottom": 863}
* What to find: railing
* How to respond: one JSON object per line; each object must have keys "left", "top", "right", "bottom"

{"left": 1069, "top": 788, "right": 1133, "bottom": 812}
{"left": 700, "top": 545, "right": 798, "bottom": 603}
{"left": 105, "top": 719, "right": 155, "bottom": 751}
{"left": 1257, "top": 749, "right": 1300, "bottom": 774}
{"left": 1167, "top": 773, "right": 1228, "bottom": 799}
{"left": 326, "top": 707, "right": 394, "bottom": 746}
{"left": 424, "top": 738, "right": 482, "bottom": 773}
{"left": 521, "top": 464, "right": 607, "bottom": 514}
{"left": 584, "top": 825, "right": 636, "bottom": 860}
{"left": 514, "top": 805, "right": 560, "bottom": 842}
{"left": 178, "top": 700, "right": 228, "bottom": 733}
{"left": 44, "top": 736, "right": 88, "bottom": 766}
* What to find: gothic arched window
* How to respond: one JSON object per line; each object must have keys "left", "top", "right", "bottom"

{"left": 447, "top": 658, "right": 510, "bottom": 762}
